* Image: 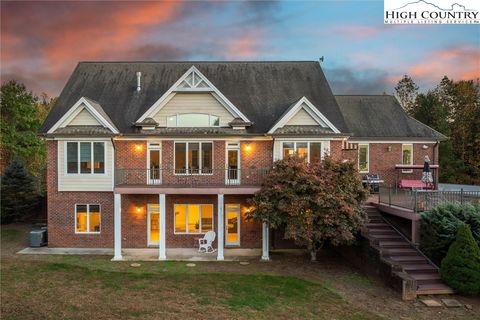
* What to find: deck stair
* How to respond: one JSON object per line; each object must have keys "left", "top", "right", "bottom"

{"left": 363, "top": 205, "right": 453, "bottom": 296}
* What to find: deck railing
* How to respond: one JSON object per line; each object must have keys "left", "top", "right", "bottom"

{"left": 115, "top": 167, "right": 270, "bottom": 187}
{"left": 379, "top": 186, "right": 480, "bottom": 213}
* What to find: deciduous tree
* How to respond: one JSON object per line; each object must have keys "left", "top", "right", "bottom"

{"left": 247, "top": 157, "right": 368, "bottom": 261}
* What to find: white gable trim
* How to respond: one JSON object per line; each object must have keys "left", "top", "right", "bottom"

{"left": 47, "top": 97, "right": 119, "bottom": 134}
{"left": 268, "top": 96, "right": 340, "bottom": 134}
{"left": 136, "top": 66, "right": 250, "bottom": 123}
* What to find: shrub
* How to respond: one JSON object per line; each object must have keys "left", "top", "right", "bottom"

{"left": 440, "top": 224, "right": 480, "bottom": 295}
{"left": 420, "top": 203, "right": 480, "bottom": 265}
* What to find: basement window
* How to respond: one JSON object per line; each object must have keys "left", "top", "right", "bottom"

{"left": 75, "top": 204, "right": 101, "bottom": 233}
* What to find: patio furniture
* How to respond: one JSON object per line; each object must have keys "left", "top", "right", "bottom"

{"left": 198, "top": 231, "right": 216, "bottom": 253}
{"left": 362, "top": 174, "right": 384, "bottom": 193}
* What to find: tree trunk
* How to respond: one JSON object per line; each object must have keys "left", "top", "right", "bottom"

{"left": 310, "top": 249, "right": 317, "bottom": 262}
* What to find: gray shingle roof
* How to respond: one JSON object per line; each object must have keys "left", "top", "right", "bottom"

{"left": 335, "top": 95, "right": 447, "bottom": 140}
{"left": 273, "top": 125, "right": 337, "bottom": 136}
{"left": 39, "top": 61, "right": 348, "bottom": 134}
{"left": 82, "top": 97, "right": 119, "bottom": 132}
{"left": 137, "top": 127, "right": 247, "bottom": 135}
{"left": 50, "top": 126, "right": 115, "bottom": 136}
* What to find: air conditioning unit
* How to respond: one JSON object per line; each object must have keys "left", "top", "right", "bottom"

{"left": 30, "top": 227, "right": 48, "bottom": 247}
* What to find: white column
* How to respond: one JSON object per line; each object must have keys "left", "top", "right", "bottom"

{"left": 112, "top": 193, "right": 122, "bottom": 260}
{"left": 217, "top": 194, "right": 225, "bottom": 260}
{"left": 159, "top": 193, "right": 166, "bottom": 260}
{"left": 261, "top": 222, "right": 270, "bottom": 261}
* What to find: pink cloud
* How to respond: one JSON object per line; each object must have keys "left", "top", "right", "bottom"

{"left": 226, "top": 31, "right": 262, "bottom": 59}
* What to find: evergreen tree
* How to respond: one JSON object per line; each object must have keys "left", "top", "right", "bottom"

{"left": 394, "top": 75, "right": 419, "bottom": 115}
{"left": 1, "top": 158, "right": 38, "bottom": 224}
{"left": 440, "top": 224, "right": 480, "bottom": 295}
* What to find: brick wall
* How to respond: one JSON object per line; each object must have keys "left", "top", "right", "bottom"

{"left": 240, "top": 140, "right": 273, "bottom": 185}
{"left": 47, "top": 141, "right": 114, "bottom": 247}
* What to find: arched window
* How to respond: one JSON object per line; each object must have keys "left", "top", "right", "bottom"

{"left": 167, "top": 114, "right": 220, "bottom": 127}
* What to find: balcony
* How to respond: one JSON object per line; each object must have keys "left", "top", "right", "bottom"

{"left": 114, "top": 167, "right": 270, "bottom": 191}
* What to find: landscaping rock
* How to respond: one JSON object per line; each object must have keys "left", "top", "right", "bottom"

{"left": 186, "top": 263, "right": 196, "bottom": 267}
{"left": 441, "top": 299, "right": 462, "bottom": 308}
{"left": 465, "top": 304, "right": 473, "bottom": 310}
{"left": 239, "top": 261, "right": 250, "bottom": 265}
{"left": 130, "top": 263, "right": 141, "bottom": 267}
{"left": 421, "top": 299, "right": 442, "bottom": 307}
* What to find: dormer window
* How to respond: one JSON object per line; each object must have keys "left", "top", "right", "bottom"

{"left": 167, "top": 113, "right": 220, "bottom": 127}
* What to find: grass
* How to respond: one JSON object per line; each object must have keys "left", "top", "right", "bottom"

{"left": 0, "top": 225, "right": 386, "bottom": 319}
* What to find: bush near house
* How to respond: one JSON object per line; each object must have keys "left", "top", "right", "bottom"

{"left": 247, "top": 156, "right": 368, "bottom": 261}
{"left": 420, "top": 203, "right": 480, "bottom": 265}
{"left": 440, "top": 224, "right": 480, "bottom": 295}
{"left": 1, "top": 158, "right": 38, "bottom": 224}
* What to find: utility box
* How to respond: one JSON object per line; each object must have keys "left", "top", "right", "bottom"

{"left": 30, "top": 228, "right": 48, "bottom": 247}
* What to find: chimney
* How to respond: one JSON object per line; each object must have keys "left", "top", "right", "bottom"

{"left": 136, "top": 72, "right": 142, "bottom": 92}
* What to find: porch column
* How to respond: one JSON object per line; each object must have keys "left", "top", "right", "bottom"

{"left": 159, "top": 193, "right": 166, "bottom": 260}
{"left": 112, "top": 193, "right": 122, "bottom": 260}
{"left": 261, "top": 222, "right": 270, "bottom": 261}
{"left": 217, "top": 194, "right": 225, "bottom": 260}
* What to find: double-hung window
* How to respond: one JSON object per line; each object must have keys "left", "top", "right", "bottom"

{"left": 174, "top": 142, "right": 213, "bottom": 174}
{"left": 358, "top": 144, "right": 369, "bottom": 173}
{"left": 66, "top": 142, "right": 105, "bottom": 174}
{"left": 75, "top": 204, "right": 101, "bottom": 233}
{"left": 281, "top": 142, "right": 322, "bottom": 162}
{"left": 174, "top": 204, "right": 213, "bottom": 234}
{"left": 402, "top": 144, "right": 413, "bottom": 173}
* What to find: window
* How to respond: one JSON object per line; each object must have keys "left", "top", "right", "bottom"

{"left": 402, "top": 144, "right": 413, "bottom": 173}
{"left": 76, "top": 204, "right": 100, "bottom": 233}
{"left": 281, "top": 142, "right": 323, "bottom": 162}
{"left": 66, "top": 142, "right": 105, "bottom": 174}
{"left": 167, "top": 114, "right": 220, "bottom": 127}
{"left": 174, "top": 142, "right": 213, "bottom": 174}
{"left": 174, "top": 204, "right": 213, "bottom": 234}
{"left": 358, "top": 144, "right": 369, "bottom": 173}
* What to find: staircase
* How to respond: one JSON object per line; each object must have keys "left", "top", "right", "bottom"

{"left": 364, "top": 205, "right": 453, "bottom": 296}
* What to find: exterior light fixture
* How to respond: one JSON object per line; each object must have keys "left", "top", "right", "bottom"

{"left": 422, "top": 145, "right": 429, "bottom": 150}
{"left": 387, "top": 146, "right": 392, "bottom": 152}
{"left": 245, "top": 144, "right": 252, "bottom": 152}
{"left": 134, "top": 144, "right": 143, "bottom": 152}
{"left": 136, "top": 207, "right": 142, "bottom": 213}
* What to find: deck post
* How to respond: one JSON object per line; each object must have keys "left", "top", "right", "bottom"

{"left": 159, "top": 193, "right": 166, "bottom": 260}
{"left": 113, "top": 193, "right": 122, "bottom": 260}
{"left": 217, "top": 194, "right": 225, "bottom": 260}
{"left": 261, "top": 222, "right": 270, "bottom": 261}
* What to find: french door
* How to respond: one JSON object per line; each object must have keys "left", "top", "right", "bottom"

{"left": 225, "top": 204, "right": 240, "bottom": 246}
{"left": 147, "top": 204, "right": 160, "bottom": 246}
{"left": 226, "top": 143, "right": 240, "bottom": 185}
{"left": 148, "top": 143, "right": 161, "bottom": 185}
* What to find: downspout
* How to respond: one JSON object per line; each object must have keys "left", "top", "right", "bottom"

{"left": 433, "top": 140, "right": 439, "bottom": 189}
{"left": 111, "top": 137, "right": 117, "bottom": 188}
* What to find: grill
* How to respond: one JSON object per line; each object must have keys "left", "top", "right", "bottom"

{"left": 362, "top": 174, "right": 384, "bottom": 193}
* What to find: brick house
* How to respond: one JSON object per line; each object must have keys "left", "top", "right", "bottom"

{"left": 38, "top": 61, "right": 445, "bottom": 260}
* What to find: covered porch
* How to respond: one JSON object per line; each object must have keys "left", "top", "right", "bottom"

{"left": 112, "top": 191, "right": 270, "bottom": 262}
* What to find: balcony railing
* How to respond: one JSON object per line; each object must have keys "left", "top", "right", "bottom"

{"left": 115, "top": 167, "right": 270, "bottom": 187}
{"left": 379, "top": 186, "right": 480, "bottom": 213}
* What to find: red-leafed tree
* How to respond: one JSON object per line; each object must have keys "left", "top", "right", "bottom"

{"left": 248, "top": 156, "right": 368, "bottom": 261}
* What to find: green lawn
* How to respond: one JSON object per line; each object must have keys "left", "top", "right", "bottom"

{"left": 0, "top": 226, "right": 382, "bottom": 320}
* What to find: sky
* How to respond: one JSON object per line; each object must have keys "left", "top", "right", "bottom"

{"left": 1, "top": 0, "right": 479, "bottom": 97}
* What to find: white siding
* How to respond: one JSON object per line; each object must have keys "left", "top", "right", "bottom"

{"left": 285, "top": 108, "right": 318, "bottom": 126}
{"left": 59, "top": 104, "right": 103, "bottom": 127}
{"left": 152, "top": 93, "right": 235, "bottom": 126}
{"left": 57, "top": 140, "right": 113, "bottom": 191}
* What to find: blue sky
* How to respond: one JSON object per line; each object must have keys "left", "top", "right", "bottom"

{"left": 1, "top": 0, "right": 478, "bottom": 96}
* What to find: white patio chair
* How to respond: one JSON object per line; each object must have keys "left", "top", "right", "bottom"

{"left": 198, "top": 231, "right": 216, "bottom": 253}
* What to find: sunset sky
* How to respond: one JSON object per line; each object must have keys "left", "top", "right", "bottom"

{"left": 1, "top": 1, "right": 479, "bottom": 97}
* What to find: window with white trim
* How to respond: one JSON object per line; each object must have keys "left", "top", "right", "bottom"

{"left": 281, "top": 142, "right": 322, "bottom": 162}
{"left": 66, "top": 142, "right": 105, "bottom": 174}
{"left": 76, "top": 204, "right": 101, "bottom": 233}
{"left": 167, "top": 114, "right": 220, "bottom": 127}
{"left": 402, "top": 144, "right": 413, "bottom": 173}
{"left": 174, "top": 204, "right": 213, "bottom": 233}
{"left": 358, "top": 144, "right": 369, "bottom": 173}
{"left": 174, "top": 142, "right": 213, "bottom": 174}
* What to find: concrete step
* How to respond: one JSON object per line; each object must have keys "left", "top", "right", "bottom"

{"left": 390, "top": 255, "right": 428, "bottom": 263}
{"left": 417, "top": 283, "right": 454, "bottom": 295}
{"left": 378, "top": 241, "right": 411, "bottom": 248}
{"left": 383, "top": 248, "right": 419, "bottom": 256}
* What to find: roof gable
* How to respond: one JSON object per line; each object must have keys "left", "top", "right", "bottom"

{"left": 268, "top": 97, "right": 340, "bottom": 134}
{"left": 137, "top": 66, "right": 249, "bottom": 123}
{"left": 47, "top": 97, "right": 119, "bottom": 134}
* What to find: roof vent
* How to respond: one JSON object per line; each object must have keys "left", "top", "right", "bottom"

{"left": 136, "top": 72, "right": 142, "bottom": 92}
